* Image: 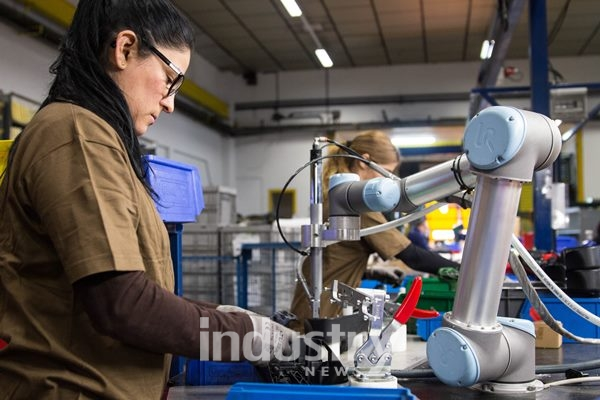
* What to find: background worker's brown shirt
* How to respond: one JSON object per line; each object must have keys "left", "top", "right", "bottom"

{"left": 0, "top": 103, "right": 173, "bottom": 399}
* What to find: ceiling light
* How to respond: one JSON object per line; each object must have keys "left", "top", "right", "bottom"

{"left": 280, "top": 0, "right": 302, "bottom": 17}
{"left": 480, "top": 39, "right": 495, "bottom": 60}
{"left": 315, "top": 48, "right": 333, "bottom": 68}
{"left": 391, "top": 135, "right": 437, "bottom": 147}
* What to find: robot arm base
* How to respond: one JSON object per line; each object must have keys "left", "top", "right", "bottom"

{"left": 426, "top": 313, "right": 536, "bottom": 388}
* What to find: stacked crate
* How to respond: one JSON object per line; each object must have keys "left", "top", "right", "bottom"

{"left": 180, "top": 210, "right": 304, "bottom": 314}
{"left": 181, "top": 226, "right": 222, "bottom": 303}
{"left": 180, "top": 185, "right": 237, "bottom": 303}
{"left": 196, "top": 186, "right": 237, "bottom": 227}
{"left": 220, "top": 225, "right": 275, "bottom": 313}
{"left": 271, "top": 222, "right": 303, "bottom": 313}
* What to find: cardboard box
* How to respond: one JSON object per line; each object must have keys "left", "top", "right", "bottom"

{"left": 534, "top": 320, "right": 562, "bottom": 348}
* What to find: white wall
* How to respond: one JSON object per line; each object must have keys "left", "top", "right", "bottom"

{"left": 0, "top": 23, "right": 54, "bottom": 100}
{"left": 581, "top": 121, "right": 600, "bottom": 202}
{"left": 232, "top": 56, "right": 600, "bottom": 217}
{"left": 2, "top": 19, "right": 599, "bottom": 218}
{"left": 234, "top": 132, "right": 315, "bottom": 217}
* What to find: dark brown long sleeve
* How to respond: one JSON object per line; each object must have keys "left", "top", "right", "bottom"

{"left": 73, "top": 271, "right": 253, "bottom": 361}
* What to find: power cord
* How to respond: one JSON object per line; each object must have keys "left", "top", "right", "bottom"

{"left": 275, "top": 152, "right": 367, "bottom": 256}
{"left": 275, "top": 138, "right": 398, "bottom": 255}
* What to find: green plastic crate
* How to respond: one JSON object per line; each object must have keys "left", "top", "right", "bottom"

{"left": 397, "top": 277, "right": 456, "bottom": 333}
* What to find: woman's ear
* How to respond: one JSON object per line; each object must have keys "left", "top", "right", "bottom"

{"left": 109, "top": 30, "right": 138, "bottom": 70}
{"left": 357, "top": 153, "right": 371, "bottom": 169}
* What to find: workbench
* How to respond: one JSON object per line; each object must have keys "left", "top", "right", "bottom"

{"left": 167, "top": 335, "right": 600, "bottom": 399}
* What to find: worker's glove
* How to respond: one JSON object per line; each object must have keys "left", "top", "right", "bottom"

{"left": 216, "top": 305, "right": 298, "bottom": 364}
{"left": 247, "top": 315, "right": 298, "bottom": 365}
{"left": 216, "top": 304, "right": 259, "bottom": 315}
{"left": 363, "top": 266, "right": 404, "bottom": 287}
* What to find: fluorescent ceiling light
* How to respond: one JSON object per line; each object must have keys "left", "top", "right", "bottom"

{"left": 391, "top": 135, "right": 437, "bottom": 147}
{"left": 280, "top": 0, "right": 302, "bottom": 17}
{"left": 480, "top": 39, "right": 495, "bottom": 60}
{"left": 315, "top": 48, "right": 333, "bottom": 68}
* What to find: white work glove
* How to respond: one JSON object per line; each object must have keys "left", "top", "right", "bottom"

{"left": 216, "top": 305, "right": 298, "bottom": 364}
{"left": 247, "top": 314, "right": 297, "bottom": 364}
{"left": 216, "top": 304, "right": 259, "bottom": 315}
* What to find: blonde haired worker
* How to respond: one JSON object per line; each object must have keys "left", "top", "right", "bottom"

{"left": 290, "top": 130, "right": 459, "bottom": 331}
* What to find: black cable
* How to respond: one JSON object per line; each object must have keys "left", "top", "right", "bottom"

{"left": 275, "top": 137, "right": 401, "bottom": 254}
{"left": 275, "top": 152, "right": 370, "bottom": 256}
{"left": 391, "top": 358, "right": 600, "bottom": 379}
{"left": 328, "top": 139, "right": 362, "bottom": 158}
{"left": 450, "top": 154, "right": 471, "bottom": 193}
{"left": 449, "top": 154, "right": 474, "bottom": 209}
{"left": 536, "top": 359, "right": 600, "bottom": 374}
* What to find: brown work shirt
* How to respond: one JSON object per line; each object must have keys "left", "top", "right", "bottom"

{"left": 0, "top": 103, "right": 174, "bottom": 399}
{"left": 290, "top": 210, "right": 411, "bottom": 328}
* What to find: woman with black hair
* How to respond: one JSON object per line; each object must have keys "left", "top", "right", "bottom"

{"left": 0, "top": 1, "right": 293, "bottom": 398}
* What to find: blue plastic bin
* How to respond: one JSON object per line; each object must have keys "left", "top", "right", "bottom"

{"left": 556, "top": 235, "right": 579, "bottom": 252}
{"left": 144, "top": 155, "right": 204, "bottom": 223}
{"left": 519, "top": 295, "right": 600, "bottom": 343}
{"left": 416, "top": 313, "right": 444, "bottom": 341}
{"left": 226, "top": 382, "right": 417, "bottom": 400}
{"left": 186, "top": 360, "right": 261, "bottom": 386}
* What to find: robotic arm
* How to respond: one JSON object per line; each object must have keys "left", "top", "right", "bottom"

{"left": 311, "top": 106, "right": 561, "bottom": 391}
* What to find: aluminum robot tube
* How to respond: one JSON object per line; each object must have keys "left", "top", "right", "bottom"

{"left": 451, "top": 175, "right": 522, "bottom": 327}
{"left": 309, "top": 140, "right": 323, "bottom": 318}
{"left": 400, "top": 155, "right": 475, "bottom": 212}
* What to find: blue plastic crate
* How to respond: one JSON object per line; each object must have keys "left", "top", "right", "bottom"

{"left": 226, "top": 382, "right": 417, "bottom": 399}
{"left": 519, "top": 295, "right": 600, "bottom": 343}
{"left": 144, "top": 155, "right": 204, "bottom": 223}
{"left": 186, "top": 360, "right": 261, "bottom": 386}
{"left": 556, "top": 235, "right": 579, "bottom": 252}
{"left": 416, "top": 313, "right": 444, "bottom": 341}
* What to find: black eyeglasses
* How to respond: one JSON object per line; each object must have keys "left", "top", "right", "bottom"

{"left": 147, "top": 45, "right": 185, "bottom": 97}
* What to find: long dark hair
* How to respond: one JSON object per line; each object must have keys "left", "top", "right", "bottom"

{"left": 37, "top": 0, "right": 194, "bottom": 193}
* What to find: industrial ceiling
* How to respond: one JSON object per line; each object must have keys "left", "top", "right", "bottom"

{"left": 172, "top": 0, "right": 600, "bottom": 76}
{"left": 0, "top": 0, "right": 598, "bottom": 133}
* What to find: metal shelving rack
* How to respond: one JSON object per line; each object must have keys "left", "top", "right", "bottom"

{"left": 0, "top": 92, "right": 39, "bottom": 139}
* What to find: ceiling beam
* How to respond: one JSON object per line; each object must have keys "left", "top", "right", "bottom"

{"left": 219, "top": 0, "right": 284, "bottom": 71}
{"left": 469, "top": 0, "right": 526, "bottom": 117}
{"left": 370, "top": 0, "right": 391, "bottom": 65}
{"left": 320, "top": 0, "right": 355, "bottom": 66}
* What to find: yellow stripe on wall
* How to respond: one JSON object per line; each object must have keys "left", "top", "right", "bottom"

{"left": 17, "top": 0, "right": 229, "bottom": 120}
{"left": 180, "top": 81, "right": 229, "bottom": 119}
{"left": 20, "top": 0, "right": 75, "bottom": 28}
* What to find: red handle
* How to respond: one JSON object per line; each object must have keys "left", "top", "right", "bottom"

{"left": 393, "top": 276, "right": 423, "bottom": 324}
{"left": 0, "top": 338, "right": 7, "bottom": 350}
{"left": 529, "top": 307, "right": 541, "bottom": 321}
{"left": 412, "top": 308, "right": 440, "bottom": 319}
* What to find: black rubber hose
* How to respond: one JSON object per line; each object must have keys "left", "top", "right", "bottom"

{"left": 391, "top": 358, "right": 600, "bottom": 379}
